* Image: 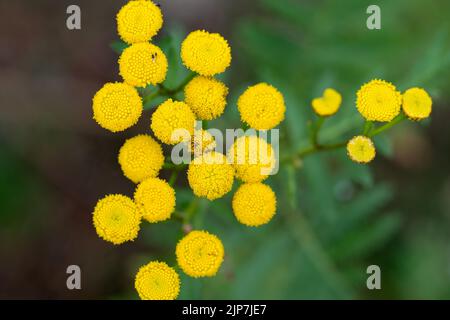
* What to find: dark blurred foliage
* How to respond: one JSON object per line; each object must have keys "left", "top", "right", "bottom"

{"left": 0, "top": 0, "right": 449, "bottom": 299}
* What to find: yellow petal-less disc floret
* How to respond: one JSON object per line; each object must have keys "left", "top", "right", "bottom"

{"left": 93, "top": 194, "right": 141, "bottom": 245}
{"left": 187, "top": 152, "right": 234, "bottom": 200}
{"left": 176, "top": 230, "right": 224, "bottom": 278}
{"left": 402, "top": 87, "right": 432, "bottom": 120}
{"left": 181, "top": 30, "right": 231, "bottom": 76}
{"left": 119, "top": 42, "right": 168, "bottom": 88}
{"left": 92, "top": 82, "right": 143, "bottom": 132}
{"left": 356, "top": 79, "right": 402, "bottom": 122}
{"left": 135, "top": 261, "right": 180, "bottom": 300}
{"left": 151, "top": 99, "right": 196, "bottom": 145}
{"left": 347, "top": 135, "right": 376, "bottom": 164}
{"left": 184, "top": 75, "right": 228, "bottom": 120}
{"left": 237, "top": 83, "right": 286, "bottom": 130}
{"left": 117, "top": 0, "right": 163, "bottom": 44}
{"left": 118, "top": 135, "right": 164, "bottom": 183}
{"left": 232, "top": 183, "right": 277, "bottom": 227}
{"left": 134, "top": 178, "right": 175, "bottom": 223}
{"left": 228, "top": 135, "right": 276, "bottom": 183}
{"left": 312, "top": 88, "right": 342, "bottom": 116}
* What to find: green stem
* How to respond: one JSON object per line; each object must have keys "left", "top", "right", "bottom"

{"left": 168, "top": 170, "right": 178, "bottom": 186}
{"left": 362, "top": 120, "right": 373, "bottom": 136}
{"left": 368, "top": 113, "right": 406, "bottom": 137}
{"left": 311, "top": 116, "right": 325, "bottom": 147}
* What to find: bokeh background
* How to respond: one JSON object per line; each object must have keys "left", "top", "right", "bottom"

{"left": 1, "top": 0, "right": 450, "bottom": 299}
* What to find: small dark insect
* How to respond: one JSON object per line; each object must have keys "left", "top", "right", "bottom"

{"left": 151, "top": 52, "right": 158, "bottom": 62}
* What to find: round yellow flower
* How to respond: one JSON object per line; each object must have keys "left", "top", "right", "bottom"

{"left": 118, "top": 135, "right": 164, "bottom": 183}
{"left": 356, "top": 79, "right": 402, "bottom": 122}
{"left": 92, "top": 82, "right": 143, "bottom": 132}
{"left": 151, "top": 99, "right": 196, "bottom": 145}
{"left": 402, "top": 87, "right": 432, "bottom": 120}
{"left": 134, "top": 178, "right": 175, "bottom": 223}
{"left": 228, "top": 135, "right": 276, "bottom": 183}
{"left": 347, "top": 135, "right": 376, "bottom": 164}
{"left": 135, "top": 261, "right": 180, "bottom": 300}
{"left": 237, "top": 83, "right": 286, "bottom": 130}
{"left": 117, "top": 0, "right": 163, "bottom": 44}
{"left": 119, "top": 42, "right": 168, "bottom": 87}
{"left": 181, "top": 30, "right": 231, "bottom": 76}
{"left": 93, "top": 194, "right": 141, "bottom": 245}
{"left": 190, "top": 129, "right": 216, "bottom": 155}
{"left": 187, "top": 152, "right": 234, "bottom": 200}
{"left": 312, "top": 88, "right": 342, "bottom": 116}
{"left": 232, "top": 183, "right": 276, "bottom": 227}
{"left": 184, "top": 76, "right": 228, "bottom": 120}
{"left": 176, "top": 230, "right": 224, "bottom": 278}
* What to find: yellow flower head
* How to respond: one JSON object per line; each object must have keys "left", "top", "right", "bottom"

{"left": 93, "top": 194, "right": 141, "bottom": 245}
{"left": 119, "top": 42, "right": 168, "bottom": 87}
{"left": 92, "top": 82, "right": 143, "bottom": 132}
{"left": 312, "top": 88, "right": 342, "bottom": 116}
{"left": 356, "top": 79, "right": 402, "bottom": 122}
{"left": 117, "top": 0, "right": 163, "bottom": 44}
{"left": 190, "top": 129, "right": 216, "bottom": 156}
{"left": 232, "top": 183, "right": 277, "bottom": 227}
{"left": 176, "top": 230, "right": 224, "bottom": 278}
{"left": 134, "top": 178, "right": 175, "bottom": 223}
{"left": 181, "top": 30, "right": 231, "bottom": 76}
{"left": 347, "top": 135, "right": 376, "bottom": 164}
{"left": 135, "top": 261, "right": 180, "bottom": 300}
{"left": 228, "top": 135, "right": 276, "bottom": 183}
{"left": 118, "top": 135, "right": 164, "bottom": 183}
{"left": 237, "top": 83, "right": 286, "bottom": 130}
{"left": 187, "top": 152, "right": 234, "bottom": 200}
{"left": 402, "top": 87, "right": 432, "bottom": 120}
{"left": 151, "top": 99, "right": 196, "bottom": 145}
{"left": 184, "top": 76, "right": 228, "bottom": 120}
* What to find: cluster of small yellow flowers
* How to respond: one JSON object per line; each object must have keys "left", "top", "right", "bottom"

{"left": 228, "top": 135, "right": 276, "bottom": 183}
{"left": 237, "top": 83, "right": 286, "bottom": 130}
{"left": 312, "top": 88, "right": 342, "bottom": 116}
{"left": 119, "top": 42, "right": 168, "bottom": 87}
{"left": 135, "top": 261, "right": 180, "bottom": 300}
{"left": 356, "top": 79, "right": 402, "bottom": 122}
{"left": 93, "top": 194, "right": 141, "bottom": 245}
{"left": 150, "top": 99, "right": 196, "bottom": 145}
{"left": 181, "top": 30, "right": 231, "bottom": 76}
{"left": 232, "top": 183, "right": 277, "bottom": 227}
{"left": 176, "top": 230, "right": 224, "bottom": 278}
{"left": 184, "top": 76, "right": 229, "bottom": 120}
{"left": 402, "top": 87, "right": 432, "bottom": 120}
{"left": 134, "top": 178, "right": 176, "bottom": 223}
{"left": 117, "top": 0, "right": 163, "bottom": 44}
{"left": 188, "top": 152, "right": 235, "bottom": 200}
{"left": 347, "top": 135, "right": 376, "bottom": 164}
{"left": 118, "top": 135, "right": 164, "bottom": 183}
{"left": 92, "top": 82, "right": 143, "bottom": 132}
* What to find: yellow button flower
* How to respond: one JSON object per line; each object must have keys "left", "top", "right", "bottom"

{"left": 176, "top": 230, "right": 224, "bottom": 278}
{"left": 232, "top": 183, "right": 277, "bottom": 227}
{"left": 184, "top": 76, "right": 228, "bottom": 120}
{"left": 187, "top": 152, "right": 234, "bottom": 200}
{"left": 181, "top": 30, "right": 231, "bottom": 76}
{"left": 135, "top": 261, "right": 180, "bottom": 300}
{"left": 228, "top": 135, "right": 276, "bottom": 183}
{"left": 356, "top": 79, "right": 402, "bottom": 122}
{"left": 237, "top": 83, "right": 286, "bottom": 130}
{"left": 93, "top": 194, "right": 141, "bottom": 245}
{"left": 92, "top": 82, "right": 143, "bottom": 132}
{"left": 117, "top": 0, "right": 163, "bottom": 44}
{"left": 119, "top": 42, "right": 168, "bottom": 87}
{"left": 311, "top": 88, "right": 342, "bottom": 116}
{"left": 347, "top": 135, "right": 376, "bottom": 164}
{"left": 151, "top": 99, "right": 196, "bottom": 145}
{"left": 118, "top": 135, "right": 164, "bottom": 183}
{"left": 402, "top": 87, "right": 432, "bottom": 120}
{"left": 134, "top": 178, "right": 175, "bottom": 223}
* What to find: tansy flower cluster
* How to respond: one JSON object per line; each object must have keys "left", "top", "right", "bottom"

{"left": 310, "top": 80, "right": 432, "bottom": 164}
{"left": 91, "top": 0, "right": 285, "bottom": 300}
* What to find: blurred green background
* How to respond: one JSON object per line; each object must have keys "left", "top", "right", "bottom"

{"left": 0, "top": 0, "right": 450, "bottom": 299}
